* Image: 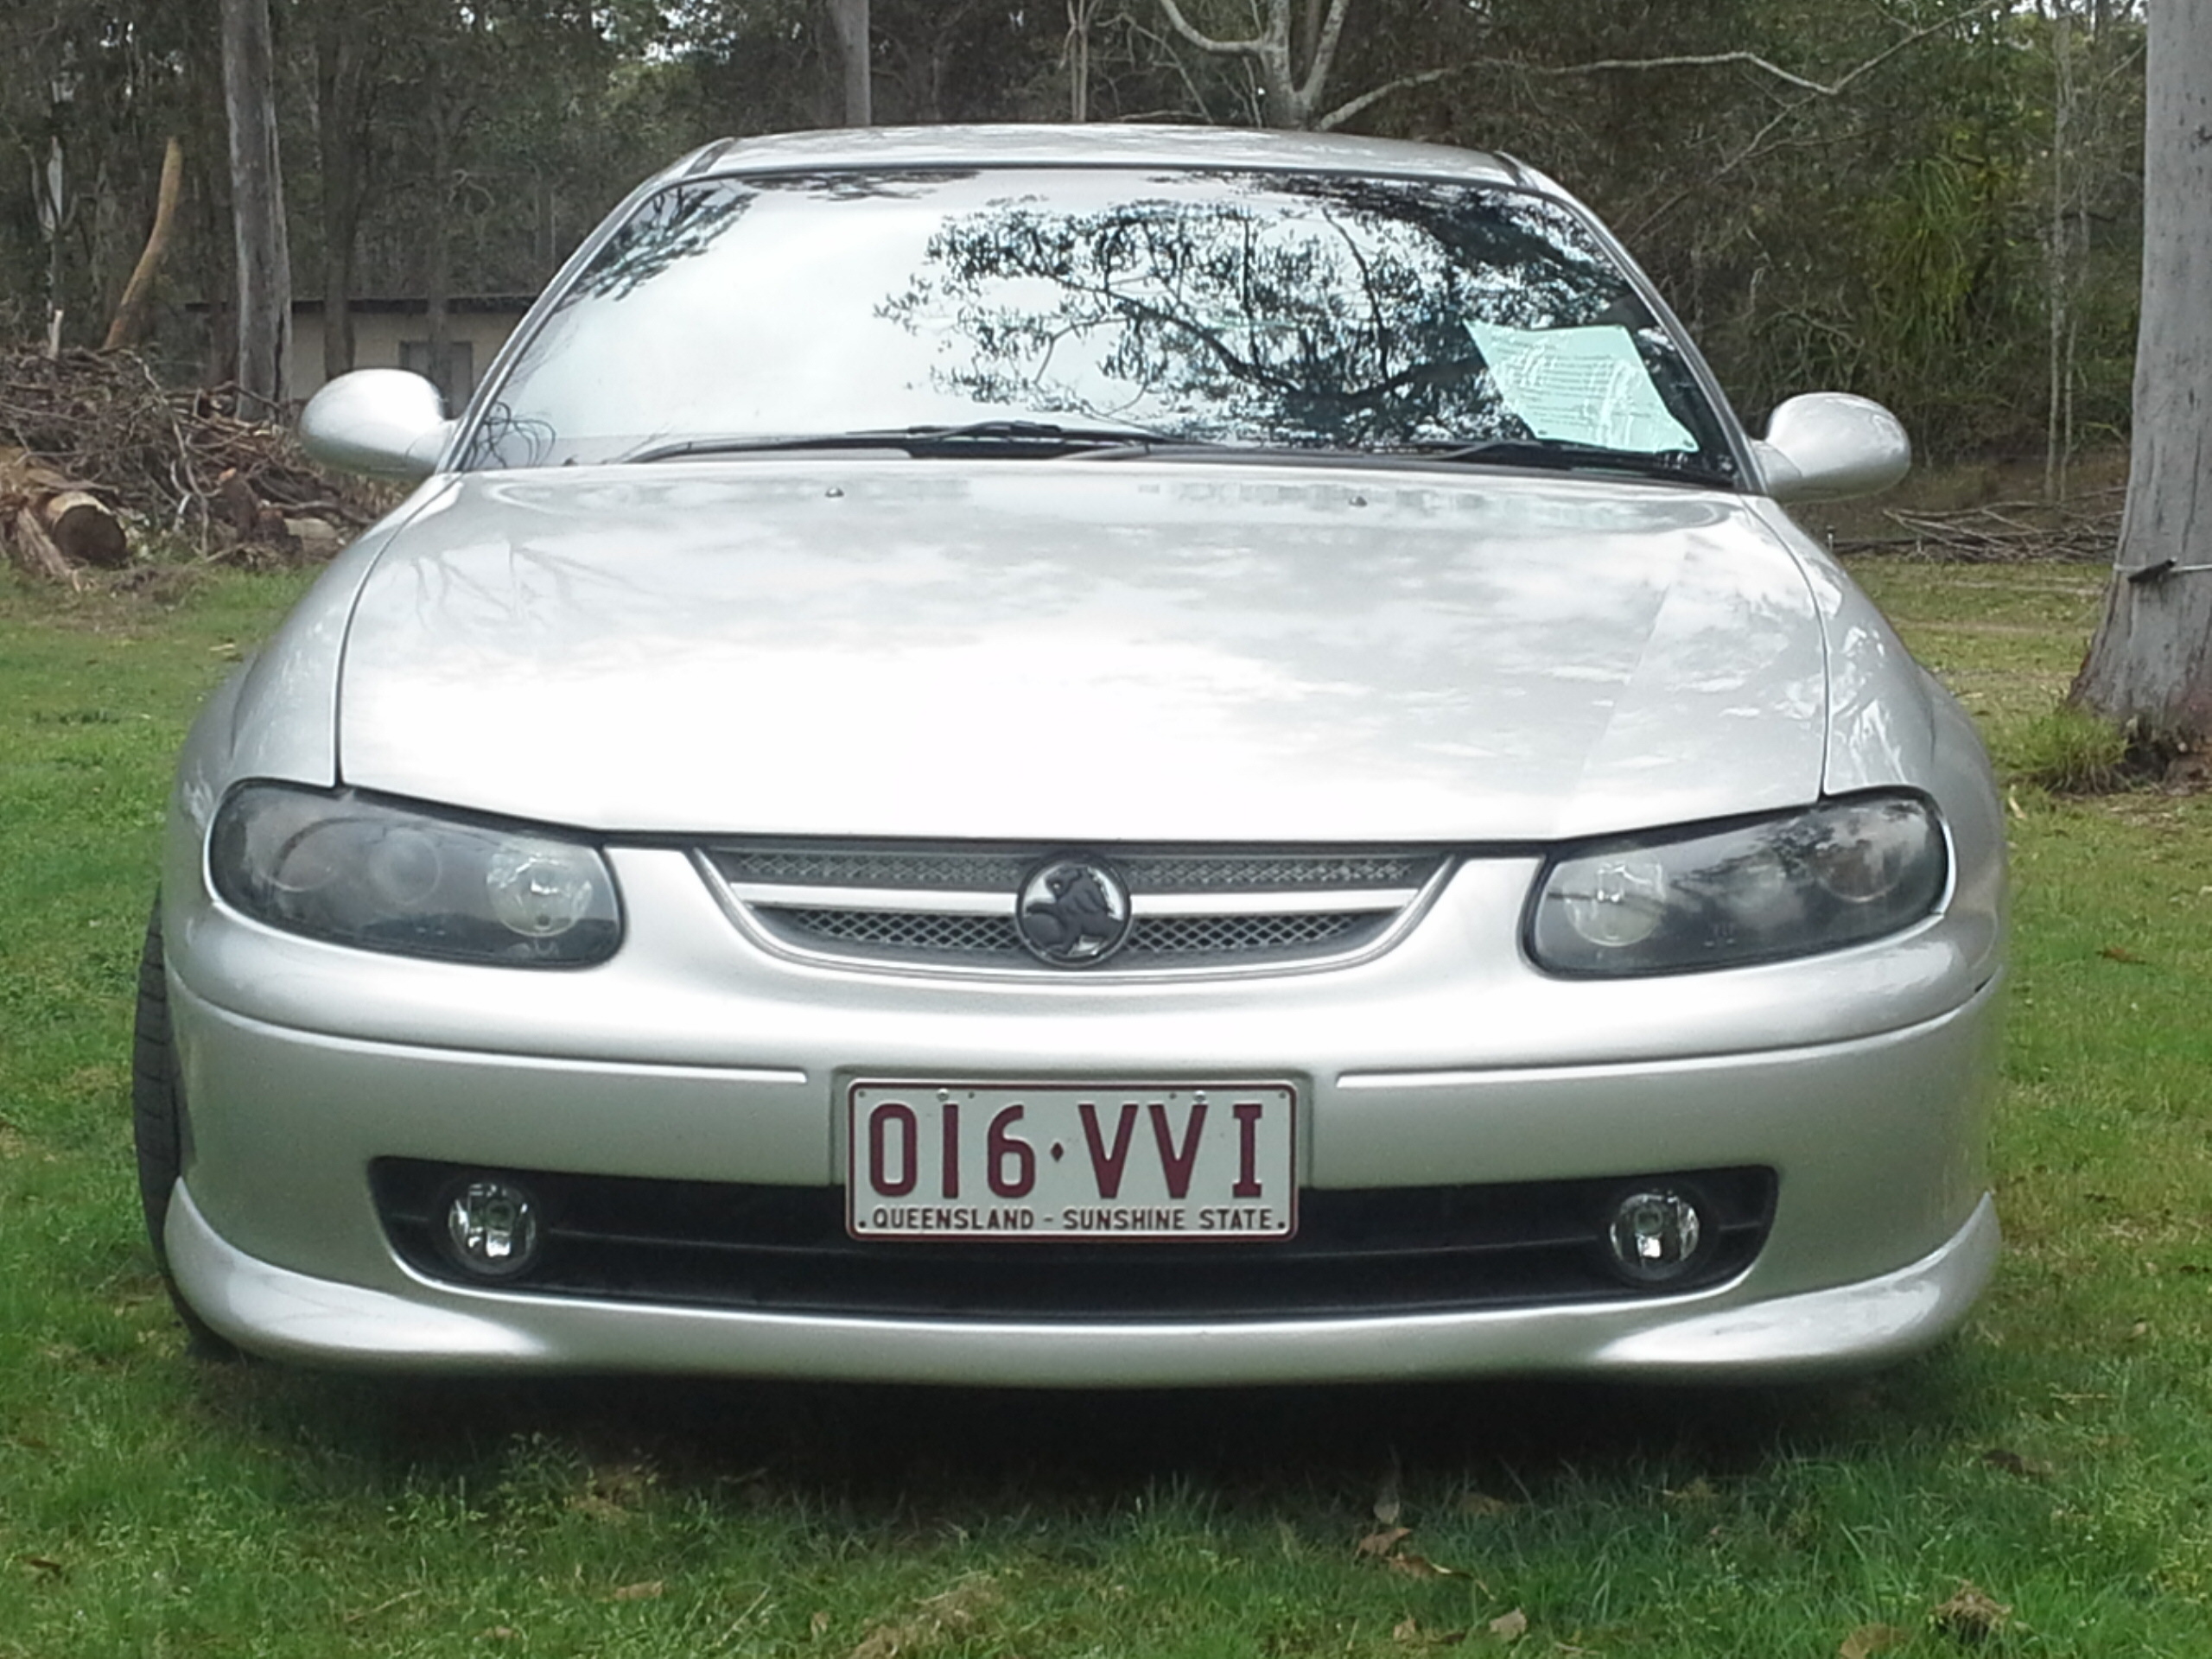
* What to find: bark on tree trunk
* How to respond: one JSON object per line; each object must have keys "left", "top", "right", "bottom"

{"left": 1068, "top": 0, "right": 1098, "bottom": 121}
{"left": 220, "top": 0, "right": 291, "bottom": 411}
{"left": 315, "top": 5, "right": 367, "bottom": 384}
{"left": 2070, "top": 0, "right": 2212, "bottom": 741}
{"left": 828, "top": 0, "right": 872, "bottom": 125}
{"left": 425, "top": 56, "right": 454, "bottom": 404}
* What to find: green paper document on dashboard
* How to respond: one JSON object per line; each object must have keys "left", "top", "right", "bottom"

{"left": 1465, "top": 321, "right": 1697, "bottom": 454}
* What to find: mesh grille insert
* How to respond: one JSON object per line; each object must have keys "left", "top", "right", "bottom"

{"left": 1123, "top": 912, "right": 1376, "bottom": 956}
{"left": 753, "top": 907, "right": 1386, "bottom": 964}
{"left": 757, "top": 908, "right": 1023, "bottom": 957}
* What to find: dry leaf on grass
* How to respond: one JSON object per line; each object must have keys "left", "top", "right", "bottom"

{"left": 1487, "top": 1607, "right": 1529, "bottom": 1641}
{"left": 610, "top": 1580, "right": 664, "bottom": 1602}
{"left": 811, "top": 1610, "right": 833, "bottom": 1637}
{"left": 1839, "top": 1623, "right": 1910, "bottom": 1658}
{"left": 479, "top": 1628, "right": 519, "bottom": 1642}
{"left": 1929, "top": 1581, "right": 2011, "bottom": 1644}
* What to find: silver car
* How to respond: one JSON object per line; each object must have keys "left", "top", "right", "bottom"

{"left": 140, "top": 125, "right": 2003, "bottom": 1382}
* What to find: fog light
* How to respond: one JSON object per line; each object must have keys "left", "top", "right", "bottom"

{"left": 443, "top": 1178, "right": 541, "bottom": 1278}
{"left": 1605, "top": 1187, "right": 1706, "bottom": 1285}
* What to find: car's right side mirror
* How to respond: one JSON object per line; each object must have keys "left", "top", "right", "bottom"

{"left": 1752, "top": 392, "right": 1910, "bottom": 503}
{"left": 299, "top": 369, "right": 456, "bottom": 481}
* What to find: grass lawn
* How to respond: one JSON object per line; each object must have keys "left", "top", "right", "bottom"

{"left": 4, "top": 556, "right": 2210, "bottom": 1658}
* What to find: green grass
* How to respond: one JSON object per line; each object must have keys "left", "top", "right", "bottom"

{"left": 6, "top": 557, "right": 2212, "bottom": 1657}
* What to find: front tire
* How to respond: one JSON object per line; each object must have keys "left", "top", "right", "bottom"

{"left": 132, "top": 901, "right": 238, "bottom": 1360}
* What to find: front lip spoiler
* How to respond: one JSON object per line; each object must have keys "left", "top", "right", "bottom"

{"left": 166, "top": 1185, "right": 1998, "bottom": 1385}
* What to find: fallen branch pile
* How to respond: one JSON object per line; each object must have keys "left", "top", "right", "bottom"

{"left": 1, "top": 344, "right": 396, "bottom": 585}
{"left": 1833, "top": 486, "right": 2123, "bottom": 563}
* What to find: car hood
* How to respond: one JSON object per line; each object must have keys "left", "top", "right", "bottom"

{"left": 336, "top": 462, "right": 1827, "bottom": 842}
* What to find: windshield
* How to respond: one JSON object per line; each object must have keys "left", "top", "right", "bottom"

{"left": 464, "top": 166, "right": 1737, "bottom": 477}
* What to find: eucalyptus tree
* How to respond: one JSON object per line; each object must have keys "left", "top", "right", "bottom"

{"left": 2072, "top": 0, "right": 2212, "bottom": 741}
{"left": 219, "top": 0, "right": 288, "bottom": 406}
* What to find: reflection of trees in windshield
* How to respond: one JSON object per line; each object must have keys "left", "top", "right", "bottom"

{"left": 570, "top": 185, "right": 756, "bottom": 304}
{"left": 568, "top": 170, "right": 964, "bottom": 305}
{"left": 460, "top": 167, "right": 1726, "bottom": 472}
{"left": 878, "top": 176, "right": 1687, "bottom": 450}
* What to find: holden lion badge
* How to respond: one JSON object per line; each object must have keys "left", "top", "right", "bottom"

{"left": 1014, "top": 855, "right": 1134, "bottom": 967}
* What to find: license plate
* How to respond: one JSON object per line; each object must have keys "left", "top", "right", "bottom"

{"left": 846, "top": 1082, "right": 1297, "bottom": 1241}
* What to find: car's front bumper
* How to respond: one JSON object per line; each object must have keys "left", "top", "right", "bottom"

{"left": 166, "top": 1178, "right": 1996, "bottom": 1383}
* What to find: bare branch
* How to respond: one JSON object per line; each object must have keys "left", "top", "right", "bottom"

{"left": 1314, "top": 0, "right": 2000, "bottom": 134}
{"left": 1316, "top": 64, "right": 1456, "bottom": 131}
{"left": 1518, "top": 3, "right": 2002, "bottom": 97}
{"left": 1154, "top": 0, "right": 1266, "bottom": 61}
{"left": 1294, "top": 0, "right": 1355, "bottom": 107}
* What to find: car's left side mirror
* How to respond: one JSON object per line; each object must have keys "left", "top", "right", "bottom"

{"left": 299, "top": 369, "right": 456, "bottom": 481}
{"left": 1752, "top": 392, "right": 1910, "bottom": 503}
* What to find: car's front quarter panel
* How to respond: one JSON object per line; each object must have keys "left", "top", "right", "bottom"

{"left": 161, "top": 484, "right": 455, "bottom": 938}
{"left": 1749, "top": 504, "right": 2005, "bottom": 993}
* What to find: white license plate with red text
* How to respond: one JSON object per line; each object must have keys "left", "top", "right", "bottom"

{"left": 846, "top": 1082, "right": 1298, "bottom": 1241}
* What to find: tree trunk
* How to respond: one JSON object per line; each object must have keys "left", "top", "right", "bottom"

{"left": 425, "top": 55, "right": 454, "bottom": 404}
{"left": 103, "top": 137, "right": 184, "bottom": 351}
{"left": 315, "top": 3, "right": 367, "bottom": 384}
{"left": 2070, "top": 0, "right": 2212, "bottom": 740}
{"left": 1068, "top": 0, "right": 1098, "bottom": 121}
{"left": 828, "top": 0, "right": 872, "bottom": 125}
{"left": 220, "top": 0, "right": 291, "bottom": 411}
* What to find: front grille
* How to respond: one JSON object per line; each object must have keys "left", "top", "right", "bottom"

{"left": 372, "top": 1159, "right": 1775, "bottom": 1320}
{"left": 753, "top": 907, "right": 1383, "bottom": 962}
{"left": 705, "top": 842, "right": 1447, "bottom": 976}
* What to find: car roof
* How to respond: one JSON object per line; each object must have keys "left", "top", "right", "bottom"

{"left": 679, "top": 124, "right": 1532, "bottom": 189}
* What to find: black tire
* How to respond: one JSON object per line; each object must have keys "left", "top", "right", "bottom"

{"left": 132, "top": 900, "right": 240, "bottom": 1360}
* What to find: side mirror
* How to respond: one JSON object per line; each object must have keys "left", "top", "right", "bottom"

{"left": 1752, "top": 393, "right": 1910, "bottom": 503}
{"left": 299, "top": 370, "right": 456, "bottom": 481}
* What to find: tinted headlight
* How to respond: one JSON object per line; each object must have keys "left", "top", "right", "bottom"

{"left": 1528, "top": 794, "right": 1946, "bottom": 976}
{"left": 209, "top": 784, "right": 620, "bottom": 966}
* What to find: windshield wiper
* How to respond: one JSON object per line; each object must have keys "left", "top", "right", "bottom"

{"left": 621, "top": 421, "right": 1172, "bottom": 463}
{"left": 1392, "top": 438, "right": 1736, "bottom": 488}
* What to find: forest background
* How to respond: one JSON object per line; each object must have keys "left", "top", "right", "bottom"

{"left": 0, "top": 0, "right": 2152, "bottom": 479}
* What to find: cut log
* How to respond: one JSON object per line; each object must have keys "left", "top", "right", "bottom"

{"left": 1, "top": 446, "right": 132, "bottom": 569}
{"left": 44, "top": 491, "right": 130, "bottom": 568}
{"left": 6, "top": 507, "right": 82, "bottom": 588}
